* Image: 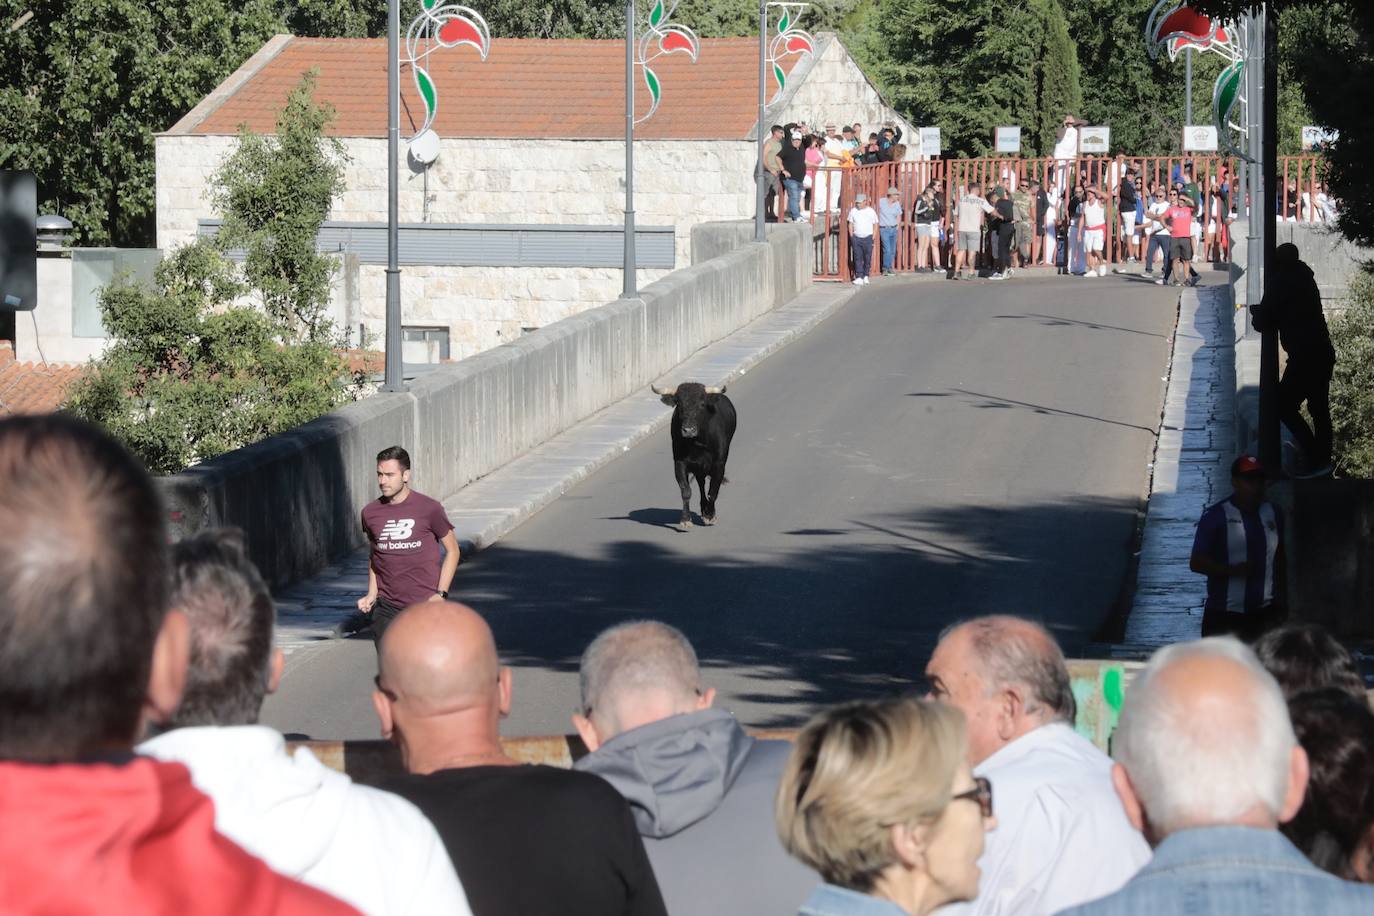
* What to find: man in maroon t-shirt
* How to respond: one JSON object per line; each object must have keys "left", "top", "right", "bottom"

{"left": 335, "top": 446, "right": 460, "bottom": 640}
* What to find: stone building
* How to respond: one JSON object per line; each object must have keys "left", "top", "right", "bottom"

{"left": 157, "top": 32, "right": 912, "bottom": 360}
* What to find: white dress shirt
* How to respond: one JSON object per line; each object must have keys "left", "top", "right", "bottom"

{"left": 937, "top": 723, "right": 1150, "bottom": 916}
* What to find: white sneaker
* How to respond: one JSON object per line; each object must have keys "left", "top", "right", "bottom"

{"left": 853, "top": 278, "right": 864, "bottom": 286}
{"left": 990, "top": 272, "right": 1005, "bottom": 280}
{"left": 1098, "top": 265, "right": 1108, "bottom": 277}
{"left": 1154, "top": 278, "right": 1165, "bottom": 286}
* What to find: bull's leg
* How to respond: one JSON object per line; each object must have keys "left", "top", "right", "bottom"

{"left": 695, "top": 469, "right": 710, "bottom": 525}
{"left": 674, "top": 460, "right": 692, "bottom": 527}
{"left": 702, "top": 462, "right": 725, "bottom": 525}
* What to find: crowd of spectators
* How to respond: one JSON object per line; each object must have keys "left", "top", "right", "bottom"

{"left": 3, "top": 413, "right": 1373, "bottom": 916}
{"left": 763, "top": 120, "right": 905, "bottom": 223}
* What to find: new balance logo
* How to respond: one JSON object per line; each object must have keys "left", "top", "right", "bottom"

{"left": 379, "top": 519, "right": 416, "bottom": 541}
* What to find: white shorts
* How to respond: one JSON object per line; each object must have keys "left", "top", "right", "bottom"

{"left": 1121, "top": 211, "right": 1137, "bottom": 236}
{"left": 1083, "top": 229, "right": 1105, "bottom": 252}
{"left": 916, "top": 223, "right": 937, "bottom": 238}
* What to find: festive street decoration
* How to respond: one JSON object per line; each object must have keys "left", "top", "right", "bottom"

{"left": 403, "top": 1, "right": 491, "bottom": 141}
{"left": 767, "top": 3, "right": 815, "bottom": 101}
{"left": 635, "top": 0, "right": 700, "bottom": 124}
{"left": 1146, "top": 1, "right": 1239, "bottom": 63}
{"left": 1145, "top": 0, "right": 1248, "bottom": 158}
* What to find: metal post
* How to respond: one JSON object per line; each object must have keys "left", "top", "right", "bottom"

{"left": 755, "top": 0, "right": 767, "bottom": 241}
{"left": 1185, "top": 47, "right": 1193, "bottom": 125}
{"left": 1258, "top": 1, "right": 1281, "bottom": 471}
{"left": 383, "top": 0, "right": 403, "bottom": 391}
{"left": 1245, "top": 11, "right": 1263, "bottom": 312}
{"left": 622, "top": 0, "right": 637, "bottom": 299}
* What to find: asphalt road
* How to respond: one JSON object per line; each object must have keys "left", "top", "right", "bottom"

{"left": 263, "top": 273, "right": 1178, "bottom": 740}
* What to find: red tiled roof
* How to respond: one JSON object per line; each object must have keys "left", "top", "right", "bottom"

{"left": 0, "top": 343, "right": 86, "bottom": 417}
{"left": 184, "top": 36, "right": 804, "bottom": 141}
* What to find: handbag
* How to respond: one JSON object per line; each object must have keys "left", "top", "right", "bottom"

{"left": 802, "top": 175, "right": 813, "bottom": 189}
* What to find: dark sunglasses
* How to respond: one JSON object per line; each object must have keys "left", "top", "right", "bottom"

{"left": 951, "top": 776, "right": 994, "bottom": 818}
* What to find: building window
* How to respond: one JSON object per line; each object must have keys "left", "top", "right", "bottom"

{"left": 402, "top": 325, "right": 450, "bottom": 363}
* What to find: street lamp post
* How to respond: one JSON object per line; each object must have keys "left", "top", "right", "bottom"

{"left": 384, "top": 0, "right": 402, "bottom": 392}
{"left": 755, "top": 0, "right": 767, "bottom": 242}
{"left": 623, "top": 0, "right": 637, "bottom": 299}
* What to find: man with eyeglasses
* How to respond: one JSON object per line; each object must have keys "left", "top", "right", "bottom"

{"left": 924, "top": 616, "right": 1150, "bottom": 916}
{"left": 373, "top": 602, "right": 668, "bottom": 916}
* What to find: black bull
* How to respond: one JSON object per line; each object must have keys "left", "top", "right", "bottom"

{"left": 653, "top": 382, "right": 737, "bottom": 526}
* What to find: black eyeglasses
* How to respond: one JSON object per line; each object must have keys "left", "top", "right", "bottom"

{"left": 951, "top": 776, "right": 994, "bottom": 818}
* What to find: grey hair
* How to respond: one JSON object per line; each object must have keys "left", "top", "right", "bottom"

{"left": 1113, "top": 637, "right": 1295, "bottom": 836}
{"left": 943, "top": 616, "right": 1076, "bottom": 724}
{"left": 579, "top": 620, "right": 701, "bottom": 722}
{"left": 166, "top": 529, "right": 276, "bottom": 728}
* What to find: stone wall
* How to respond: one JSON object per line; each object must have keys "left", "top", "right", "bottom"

{"left": 1230, "top": 217, "right": 1371, "bottom": 311}
{"left": 156, "top": 134, "right": 758, "bottom": 358}
{"left": 14, "top": 252, "right": 111, "bottom": 364}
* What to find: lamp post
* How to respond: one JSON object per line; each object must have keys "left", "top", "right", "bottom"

{"left": 755, "top": 0, "right": 766, "bottom": 242}
{"left": 623, "top": 0, "right": 637, "bottom": 299}
{"left": 755, "top": 4, "right": 814, "bottom": 240}
{"left": 385, "top": 0, "right": 402, "bottom": 392}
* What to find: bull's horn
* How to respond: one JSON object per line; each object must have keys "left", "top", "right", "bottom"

{"left": 704, "top": 385, "right": 726, "bottom": 395}
{"left": 651, "top": 384, "right": 678, "bottom": 397}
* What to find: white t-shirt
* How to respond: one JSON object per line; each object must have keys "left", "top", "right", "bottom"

{"left": 956, "top": 194, "right": 995, "bottom": 233}
{"left": 847, "top": 205, "right": 879, "bottom": 238}
{"left": 939, "top": 724, "right": 1151, "bottom": 916}
{"left": 1082, "top": 201, "right": 1106, "bottom": 229}
{"left": 823, "top": 137, "right": 848, "bottom": 164}
{"left": 1053, "top": 126, "right": 1078, "bottom": 161}
{"left": 1146, "top": 200, "right": 1169, "bottom": 235}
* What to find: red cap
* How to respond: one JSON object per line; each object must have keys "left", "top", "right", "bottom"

{"left": 1231, "top": 455, "right": 1265, "bottom": 477}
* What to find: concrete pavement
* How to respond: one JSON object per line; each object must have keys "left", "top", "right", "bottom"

{"left": 262, "top": 270, "right": 1179, "bottom": 740}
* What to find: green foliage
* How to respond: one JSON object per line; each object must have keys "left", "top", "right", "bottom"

{"left": 64, "top": 243, "right": 358, "bottom": 475}
{"left": 211, "top": 72, "right": 346, "bottom": 341}
{"left": 866, "top": 0, "right": 1080, "bottom": 156}
{"left": 64, "top": 73, "right": 358, "bottom": 475}
{"left": 1330, "top": 267, "right": 1374, "bottom": 478}
{"left": 0, "top": 0, "right": 286, "bottom": 246}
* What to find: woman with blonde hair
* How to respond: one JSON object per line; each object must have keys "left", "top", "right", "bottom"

{"left": 776, "top": 698, "right": 995, "bottom": 915}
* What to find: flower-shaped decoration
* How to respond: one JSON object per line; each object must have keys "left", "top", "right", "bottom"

{"left": 767, "top": 4, "right": 815, "bottom": 101}
{"left": 1145, "top": 0, "right": 1238, "bottom": 63}
{"left": 403, "top": 1, "right": 492, "bottom": 141}
{"left": 636, "top": 0, "right": 700, "bottom": 124}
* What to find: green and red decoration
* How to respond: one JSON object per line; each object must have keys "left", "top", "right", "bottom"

{"left": 635, "top": 0, "right": 699, "bottom": 124}
{"left": 1145, "top": 1, "right": 1249, "bottom": 159}
{"left": 767, "top": 4, "right": 815, "bottom": 101}
{"left": 403, "top": 1, "right": 491, "bottom": 140}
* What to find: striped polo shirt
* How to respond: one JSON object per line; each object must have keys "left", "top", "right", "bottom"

{"left": 1192, "top": 496, "right": 1282, "bottom": 613}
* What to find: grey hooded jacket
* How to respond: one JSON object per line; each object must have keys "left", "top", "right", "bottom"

{"left": 575, "top": 708, "right": 818, "bottom": 916}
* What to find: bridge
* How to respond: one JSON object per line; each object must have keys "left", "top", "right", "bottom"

{"left": 255, "top": 248, "right": 1189, "bottom": 740}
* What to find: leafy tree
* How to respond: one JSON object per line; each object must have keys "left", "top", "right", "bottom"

{"left": 1329, "top": 268, "right": 1374, "bottom": 477}
{"left": 867, "top": 0, "right": 1081, "bottom": 156}
{"left": 211, "top": 72, "right": 347, "bottom": 341}
{"left": 0, "top": 0, "right": 285, "bottom": 246}
{"left": 65, "top": 74, "right": 359, "bottom": 474}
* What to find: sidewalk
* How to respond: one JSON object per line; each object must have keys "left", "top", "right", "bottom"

{"left": 1120, "top": 280, "right": 1237, "bottom": 652}
{"left": 273, "top": 282, "right": 858, "bottom": 650}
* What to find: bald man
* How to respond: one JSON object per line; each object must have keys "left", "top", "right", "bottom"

{"left": 571, "top": 621, "right": 817, "bottom": 916}
{"left": 1059, "top": 637, "right": 1374, "bottom": 915}
{"left": 373, "top": 602, "right": 667, "bottom": 916}
{"left": 924, "top": 616, "right": 1149, "bottom": 916}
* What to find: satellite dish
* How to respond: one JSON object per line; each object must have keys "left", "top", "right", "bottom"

{"left": 409, "top": 129, "right": 441, "bottom": 166}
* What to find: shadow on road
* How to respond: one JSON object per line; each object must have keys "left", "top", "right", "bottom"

{"left": 461, "top": 494, "right": 1146, "bottom": 728}
{"left": 603, "top": 507, "right": 694, "bottom": 530}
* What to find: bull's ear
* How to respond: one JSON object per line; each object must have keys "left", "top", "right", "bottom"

{"left": 659, "top": 393, "right": 677, "bottom": 406}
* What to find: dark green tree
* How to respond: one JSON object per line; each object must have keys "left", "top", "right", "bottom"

{"left": 211, "top": 72, "right": 347, "bottom": 342}
{"left": 64, "top": 73, "right": 360, "bottom": 474}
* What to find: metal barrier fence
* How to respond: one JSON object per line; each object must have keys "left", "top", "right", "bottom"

{"left": 778, "top": 154, "right": 1325, "bottom": 281}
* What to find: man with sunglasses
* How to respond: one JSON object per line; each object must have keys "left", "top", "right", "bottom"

{"left": 924, "top": 616, "right": 1150, "bottom": 916}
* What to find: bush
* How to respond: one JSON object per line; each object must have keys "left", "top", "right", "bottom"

{"left": 65, "top": 243, "right": 362, "bottom": 475}
{"left": 64, "top": 72, "right": 363, "bottom": 475}
{"left": 1330, "top": 265, "right": 1374, "bottom": 477}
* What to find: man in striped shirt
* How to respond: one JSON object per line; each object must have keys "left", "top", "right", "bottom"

{"left": 1190, "top": 455, "right": 1285, "bottom": 639}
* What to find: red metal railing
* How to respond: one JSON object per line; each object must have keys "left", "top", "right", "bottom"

{"left": 790, "top": 154, "right": 1325, "bottom": 281}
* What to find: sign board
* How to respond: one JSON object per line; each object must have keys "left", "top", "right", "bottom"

{"left": 994, "top": 126, "right": 1021, "bottom": 154}
{"left": 0, "top": 171, "right": 37, "bottom": 312}
{"left": 1078, "top": 126, "right": 1110, "bottom": 154}
{"left": 1301, "top": 126, "right": 1338, "bottom": 151}
{"left": 919, "top": 127, "right": 941, "bottom": 158}
{"left": 1182, "top": 125, "right": 1219, "bottom": 152}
